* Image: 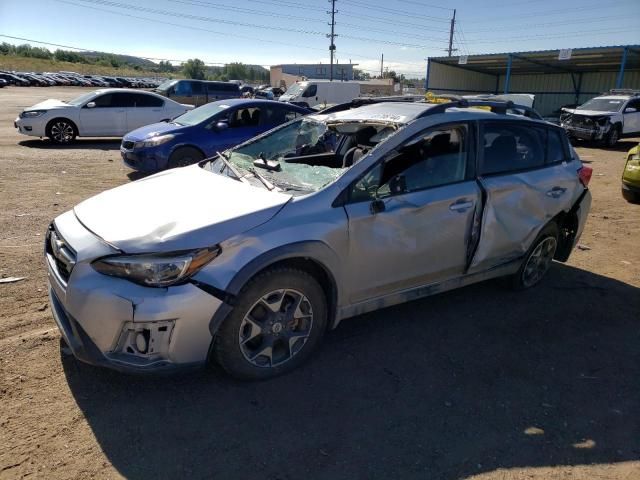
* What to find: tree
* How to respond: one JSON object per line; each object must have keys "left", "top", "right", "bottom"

{"left": 182, "top": 58, "right": 206, "bottom": 79}
{"left": 157, "top": 60, "right": 174, "bottom": 73}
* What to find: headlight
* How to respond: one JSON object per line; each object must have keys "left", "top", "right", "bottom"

{"left": 92, "top": 247, "right": 220, "bottom": 287}
{"left": 133, "top": 134, "right": 175, "bottom": 149}
{"left": 596, "top": 117, "right": 610, "bottom": 126}
{"left": 20, "top": 110, "right": 47, "bottom": 118}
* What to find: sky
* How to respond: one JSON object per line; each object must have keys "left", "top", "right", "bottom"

{"left": 1, "top": 0, "right": 639, "bottom": 77}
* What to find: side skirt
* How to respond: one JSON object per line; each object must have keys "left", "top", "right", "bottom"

{"left": 336, "top": 258, "right": 522, "bottom": 323}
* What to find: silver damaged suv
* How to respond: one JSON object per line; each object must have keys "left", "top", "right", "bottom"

{"left": 45, "top": 98, "right": 593, "bottom": 379}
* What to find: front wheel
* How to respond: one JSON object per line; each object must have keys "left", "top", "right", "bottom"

{"left": 604, "top": 126, "right": 620, "bottom": 148}
{"left": 510, "top": 223, "right": 559, "bottom": 290}
{"left": 213, "top": 268, "right": 328, "bottom": 380}
{"left": 167, "top": 146, "right": 204, "bottom": 169}
{"left": 46, "top": 119, "right": 77, "bottom": 144}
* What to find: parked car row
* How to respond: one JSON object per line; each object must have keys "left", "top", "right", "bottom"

{"left": 42, "top": 96, "right": 593, "bottom": 379}
{"left": 0, "top": 70, "right": 163, "bottom": 88}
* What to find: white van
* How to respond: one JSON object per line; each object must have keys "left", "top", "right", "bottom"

{"left": 279, "top": 80, "right": 360, "bottom": 108}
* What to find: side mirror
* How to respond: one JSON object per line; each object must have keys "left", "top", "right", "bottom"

{"left": 86, "top": 101, "right": 96, "bottom": 109}
{"left": 370, "top": 199, "right": 385, "bottom": 214}
{"left": 215, "top": 121, "right": 229, "bottom": 131}
{"left": 625, "top": 107, "right": 637, "bottom": 113}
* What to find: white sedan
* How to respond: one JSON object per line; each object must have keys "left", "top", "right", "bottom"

{"left": 15, "top": 88, "right": 193, "bottom": 144}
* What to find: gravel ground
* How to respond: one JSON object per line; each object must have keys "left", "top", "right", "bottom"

{"left": 1, "top": 87, "right": 639, "bottom": 480}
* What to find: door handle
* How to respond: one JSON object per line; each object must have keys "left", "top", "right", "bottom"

{"left": 449, "top": 199, "right": 474, "bottom": 212}
{"left": 546, "top": 187, "right": 567, "bottom": 198}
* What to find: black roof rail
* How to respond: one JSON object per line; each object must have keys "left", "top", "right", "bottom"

{"left": 317, "top": 95, "right": 425, "bottom": 114}
{"left": 418, "top": 99, "right": 543, "bottom": 120}
{"left": 318, "top": 97, "right": 543, "bottom": 120}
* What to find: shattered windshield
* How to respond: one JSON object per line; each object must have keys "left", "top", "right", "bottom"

{"left": 203, "top": 117, "right": 398, "bottom": 194}
{"left": 578, "top": 98, "right": 624, "bottom": 112}
{"left": 225, "top": 119, "right": 345, "bottom": 192}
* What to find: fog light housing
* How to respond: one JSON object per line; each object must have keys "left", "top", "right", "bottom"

{"left": 113, "top": 320, "right": 175, "bottom": 359}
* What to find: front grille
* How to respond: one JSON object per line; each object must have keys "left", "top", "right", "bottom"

{"left": 122, "top": 140, "right": 135, "bottom": 150}
{"left": 46, "top": 224, "right": 77, "bottom": 283}
{"left": 567, "top": 115, "right": 593, "bottom": 128}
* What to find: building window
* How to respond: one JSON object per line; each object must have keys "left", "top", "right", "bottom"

{"left": 315, "top": 67, "right": 327, "bottom": 75}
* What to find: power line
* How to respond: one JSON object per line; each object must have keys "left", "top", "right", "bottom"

{"left": 463, "top": 0, "right": 636, "bottom": 23}
{"left": 50, "top": 0, "right": 426, "bottom": 73}
{"left": 172, "top": 0, "right": 325, "bottom": 23}
{"left": 339, "top": 0, "right": 451, "bottom": 22}
{"left": 391, "top": 0, "right": 454, "bottom": 11}
{"left": 66, "top": 0, "right": 445, "bottom": 50}
{"left": 463, "top": 14, "right": 637, "bottom": 33}
{"left": 466, "top": 26, "right": 630, "bottom": 44}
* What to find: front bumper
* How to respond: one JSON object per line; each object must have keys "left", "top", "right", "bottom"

{"left": 121, "top": 144, "right": 169, "bottom": 172}
{"left": 46, "top": 211, "right": 225, "bottom": 374}
{"left": 14, "top": 116, "right": 45, "bottom": 137}
{"left": 561, "top": 123, "right": 608, "bottom": 141}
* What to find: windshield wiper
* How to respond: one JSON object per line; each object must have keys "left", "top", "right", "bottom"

{"left": 216, "top": 151, "right": 247, "bottom": 183}
{"left": 247, "top": 167, "right": 277, "bottom": 191}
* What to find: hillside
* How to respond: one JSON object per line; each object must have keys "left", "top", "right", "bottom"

{"left": 0, "top": 54, "right": 168, "bottom": 77}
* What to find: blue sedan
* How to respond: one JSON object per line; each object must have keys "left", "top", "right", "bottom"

{"left": 121, "top": 99, "right": 311, "bottom": 172}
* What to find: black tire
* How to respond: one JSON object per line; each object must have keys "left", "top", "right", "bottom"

{"left": 622, "top": 187, "right": 640, "bottom": 204}
{"left": 167, "top": 146, "right": 204, "bottom": 169}
{"left": 213, "top": 267, "right": 328, "bottom": 380}
{"left": 604, "top": 125, "right": 620, "bottom": 148}
{"left": 509, "top": 222, "right": 559, "bottom": 290}
{"left": 46, "top": 118, "right": 77, "bottom": 144}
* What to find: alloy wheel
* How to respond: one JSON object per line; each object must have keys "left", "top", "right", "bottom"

{"left": 238, "top": 289, "right": 314, "bottom": 368}
{"left": 50, "top": 122, "right": 74, "bottom": 143}
{"left": 521, "top": 237, "right": 557, "bottom": 288}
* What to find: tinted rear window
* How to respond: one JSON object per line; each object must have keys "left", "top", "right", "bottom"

{"left": 481, "top": 123, "right": 545, "bottom": 175}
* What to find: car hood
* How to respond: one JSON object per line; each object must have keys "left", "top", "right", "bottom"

{"left": 123, "top": 121, "right": 188, "bottom": 141}
{"left": 73, "top": 165, "right": 292, "bottom": 253}
{"left": 25, "top": 99, "right": 70, "bottom": 111}
{"left": 561, "top": 108, "right": 616, "bottom": 116}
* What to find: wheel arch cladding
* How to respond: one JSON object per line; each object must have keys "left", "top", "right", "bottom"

{"left": 208, "top": 241, "right": 341, "bottom": 337}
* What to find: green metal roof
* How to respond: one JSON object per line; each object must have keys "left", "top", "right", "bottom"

{"left": 429, "top": 45, "right": 640, "bottom": 75}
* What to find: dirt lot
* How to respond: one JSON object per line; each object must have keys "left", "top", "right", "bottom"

{"left": 1, "top": 87, "right": 639, "bottom": 480}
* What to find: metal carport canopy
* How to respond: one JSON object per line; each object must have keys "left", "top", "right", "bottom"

{"left": 427, "top": 45, "right": 640, "bottom": 95}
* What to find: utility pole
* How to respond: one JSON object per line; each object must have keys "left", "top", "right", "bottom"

{"left": 381, "top": 53, "right": 384, "bottom": 77}
{"left": 447, "top": 9, "right": 456, "bottom": 57}
{"left": 328, "top": 0, "right": 337, "bottom": 81}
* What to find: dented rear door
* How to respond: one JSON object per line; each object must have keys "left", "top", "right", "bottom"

{"left": 468, "top": 121, "right": 583, "bottom": 273}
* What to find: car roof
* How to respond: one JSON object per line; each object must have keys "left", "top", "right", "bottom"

{"left": 593, "top": 95, "right": 631, "bottom": 100}
{"left": 313, "top": 101, "right": 543, "bottom": 125}
{"left": 207, "top": 98, "right": 308, "bottom": 110}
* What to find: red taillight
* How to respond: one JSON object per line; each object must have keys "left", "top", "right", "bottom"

{"left": 578, "top": 166, "right": 592, "bottom": 187}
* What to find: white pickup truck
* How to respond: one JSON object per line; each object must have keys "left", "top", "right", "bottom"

{"left": 560, "top": 90, "right": 640, "bottom": 147}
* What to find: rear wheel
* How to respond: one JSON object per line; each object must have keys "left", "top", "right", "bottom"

{"left": 213, "top": 268, "right": 327, "bottom": 380}
{"left": 46, "top": 119, "right": 77, "bottom": 144}
{"left": 510, "top": 223, "right": 559, "bottom": 290}
{"left": 167, "top": 146, "right": 204, "bottom": 169}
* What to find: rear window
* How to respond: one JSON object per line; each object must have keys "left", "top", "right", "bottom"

{"left": 133, "top": 93, "right": 164, "bottom": 107}
{"left": 547, "top": 128, "right": 568, "bottom": 164}
{"left": 481, "top": 123, "right": 545, "bottom": 175}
